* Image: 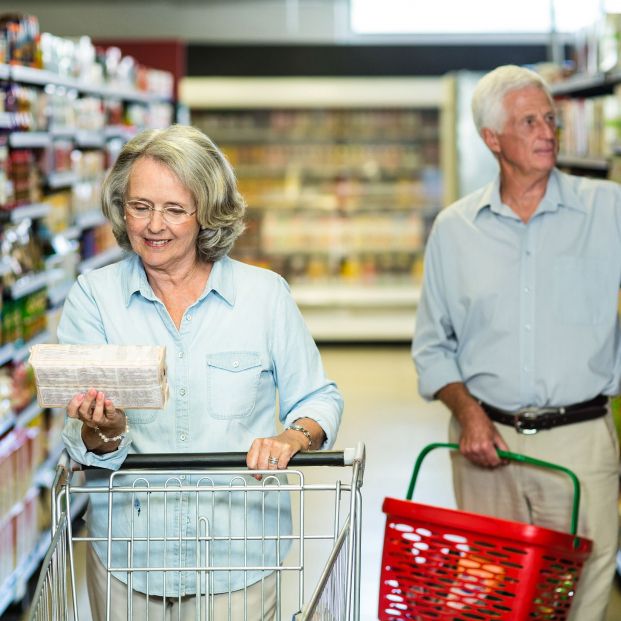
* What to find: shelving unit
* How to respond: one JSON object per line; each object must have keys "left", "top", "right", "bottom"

{"left": 182, "top": 76, "right": 447, "bottom": 341}
{"left": 554, "top": 70, "right": 621, "bottom": 584}
{"left": 550, "top": 70, "right": 621, "bottom": 179}
{"left": 0, "top": 59, "right": 175, "bottom": 616}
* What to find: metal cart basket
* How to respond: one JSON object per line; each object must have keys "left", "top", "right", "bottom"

{"left": 378, "top": 443, "right": 592, "bottom": 621}
{"left": 29, "top": 443, "right": 365, "bottom": 621}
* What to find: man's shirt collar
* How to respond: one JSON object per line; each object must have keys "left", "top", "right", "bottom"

{"left": 465, "top": 168, "right": 587, "bottom": 223}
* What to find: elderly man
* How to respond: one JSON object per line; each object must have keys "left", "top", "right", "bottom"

{"left": 413, "top": 64, "right": 620, "bottom": 620}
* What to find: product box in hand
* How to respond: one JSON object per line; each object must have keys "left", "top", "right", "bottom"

{"left": 28, "top": 344, "right": 168, "bottom": 409}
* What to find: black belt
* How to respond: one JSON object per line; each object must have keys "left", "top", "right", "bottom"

{"left": 480, "top": 395, "right": 608, "bottom": 434}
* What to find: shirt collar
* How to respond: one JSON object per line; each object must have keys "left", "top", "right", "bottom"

{"left": 466, "top": 168, "right": 587, "bottom": 223}
{"left": 122, "top": 253, "right": 236, "bottom": 307}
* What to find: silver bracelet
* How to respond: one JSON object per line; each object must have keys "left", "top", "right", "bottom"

{"left": 94, "top": 419, "right": 129, "bottom": 444}
{"left": 286, "top": 423, "right": 313, "bottom": 450}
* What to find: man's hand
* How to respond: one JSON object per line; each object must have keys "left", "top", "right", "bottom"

{"left": 436, "top": 383, "right": 509, "bottom": 467}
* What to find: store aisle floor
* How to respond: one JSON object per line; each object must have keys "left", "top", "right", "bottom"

{"left": 21, "top": 345, "right": 621, "bottom": 620}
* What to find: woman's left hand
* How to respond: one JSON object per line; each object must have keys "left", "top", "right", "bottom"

{"left": 246, "top": 430, "right": 307, "bottom": 475}
{"left": 246, "top": 418, "right": 325, "bottom": 476}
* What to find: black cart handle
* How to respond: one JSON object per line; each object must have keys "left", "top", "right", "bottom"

{"left": 406, "top": 442, "right": 582, "bottom": 537}
{"left": 78, "top": 448, "right": 360, "bottom": 471}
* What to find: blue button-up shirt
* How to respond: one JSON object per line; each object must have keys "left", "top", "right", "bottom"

{"left": 60, "top": 253, "right": 343, "bottom": 595}
{"left": 413, "top": 169, "right": 621, "bottom": 410}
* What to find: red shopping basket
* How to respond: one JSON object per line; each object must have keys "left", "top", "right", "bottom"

{"left": 378, "top": 443, "right": 592, "bottom": 621}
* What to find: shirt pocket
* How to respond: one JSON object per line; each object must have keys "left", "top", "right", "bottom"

{"left": 554, "top": 257, "right": 610, "bottom": 325}
{"left": 206, "top": 351, "right": 262, "bottom": 419}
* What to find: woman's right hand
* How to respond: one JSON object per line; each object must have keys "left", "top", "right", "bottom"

{"left": 67, "top": 388, "right": 127, "bottom": 452}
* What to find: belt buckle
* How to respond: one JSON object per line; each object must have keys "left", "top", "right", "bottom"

{"left": 514, "top": 409, "right": 540, "bottom": 435}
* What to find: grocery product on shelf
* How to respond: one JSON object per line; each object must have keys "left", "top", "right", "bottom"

{"left": 0, "top": 12, "right": 177, "bottom": 613}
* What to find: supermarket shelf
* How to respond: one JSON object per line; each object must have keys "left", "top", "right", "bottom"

{"left": 292, "top": 283, "right": 420, "bottom": 308}
{"left": 556, "top": 154, "right": 609, "bottom": 172}
{"left": 0, "top": 343, "right": 15, "bottom": 367}
{"left": 75, "top": 130, "right": 105, "bottom": 149}
{"left": 8, "top": 131, "right": 52, "bottom": 149}
{"left": 301, "top": 308, "right": 417, "bottom": 342}
{"left": 10, "top": 271, "right": 49, "bottom": 299}
{"left": 0, "top": 63, "right": 9, "bottom": 80}
{"left": 79, "top": 246, "right": 125, "bottom": 273}
{"left": 47, "top": 170, "right": 79, "bottom": 189}
{"left": 0, "top": 112, "right": 11, "bottom": 129}
{"left": 551, "top": 73, "right": 610, "bottom": 98}
{"left": 10, "top": 64, "right": 171, "bottom": 103}
{"left": 13, "top": 330, "right": 53, "bottom": 364}
{"left": 292, "top": 283, "right": 420, "bottom": 342}
{"left": 15, "top": 400, "right": 43, "bottom": 428}
{"left": 75, "top": 208, "right": 107, "bottom": 230}
{"left": 0, "top": 530, "right": 49, "bottom": 618}
{"left": 0, "top": 413, "right": 16, "bottom": 438}
{"left": 10, "top": 202, "right": 51, "bottom": 223}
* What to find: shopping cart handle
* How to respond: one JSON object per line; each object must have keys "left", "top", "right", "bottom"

{"left": 116, "top": 449, "right": 354, "bottom": 470}
{"left": 406, "top": 442, "right": 583, "bottom": 538}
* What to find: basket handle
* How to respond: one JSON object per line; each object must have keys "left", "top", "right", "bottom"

{"left": 406, "top": 442, "right": 582, "bottom": 537}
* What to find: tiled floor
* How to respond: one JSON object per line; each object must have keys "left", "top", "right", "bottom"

{"left": 19, "top": 344, "right": 621, "bottom": 619}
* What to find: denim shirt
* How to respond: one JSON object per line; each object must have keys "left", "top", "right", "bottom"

{"left": 413, "top": 169, "right": 621, "bottom": 410}
{"left": 60, "top": 253, "right": 343, "bottom": 595}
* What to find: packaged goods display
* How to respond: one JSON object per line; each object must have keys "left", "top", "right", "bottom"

{"left": 193, "top": 108, "right": 442, "bottom": 286}
{"left": 0, "top": 13, "right": 176, "bottom": 611}
{"left": 29, "top": 343, "right": 169, "bottom": 409}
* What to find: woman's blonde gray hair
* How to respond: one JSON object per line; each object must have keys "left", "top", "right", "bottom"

{"left": 101, "top": 124, "right": 246, "bottom": 262}
{"left": 471, "top": 65, "right": 553, "bottom": 134}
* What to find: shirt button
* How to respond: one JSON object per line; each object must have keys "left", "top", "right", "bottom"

{"left": 525, "top": 324, "right": 531, "bottom": 331}
{"left": 523, "top": 366, "right": 529, "bottom": 372}
{"left": 178, "top": 352, "right": 184, "bottom": 358}
{"left": 186, "top": 314, "right": 192, "bottom": 321}
{"left": 524, "top": 287, "right": 530, "bottom": 293}
{"left": 232, "top": 360, "right": 239, "bottom": 368}
{"left": 179, "top": 433, "right": 187, "bottom": 441}
{"left": 180, "top": 388, "right": 186, "bottom": 396}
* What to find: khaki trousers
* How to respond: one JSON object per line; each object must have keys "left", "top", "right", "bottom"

{"left": 86, "top": 542, "right": 277, "bottom": 621}
{"left": 449, "top": 412, "right": 620, "bottom": 621}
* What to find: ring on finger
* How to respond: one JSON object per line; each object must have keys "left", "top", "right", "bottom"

{"left": 268, "top": 456, "right": 279, "bottom": 465}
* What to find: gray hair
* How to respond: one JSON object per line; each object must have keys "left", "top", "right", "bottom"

{"left": 101, "top": 124, "right": 246, "bottom": 263}
{"left": 471, "top": 65, "right": 553, "bottom": 134}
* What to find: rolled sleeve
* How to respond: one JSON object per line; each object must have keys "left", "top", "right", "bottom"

{"left": 412, "top": 225, "right": 463, "bottom": 400}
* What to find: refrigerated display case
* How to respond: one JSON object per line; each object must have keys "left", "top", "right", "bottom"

{"left": 181, "top": 77, "right": 447, "bottom": 341}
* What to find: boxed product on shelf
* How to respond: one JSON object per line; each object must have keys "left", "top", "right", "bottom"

{"left": 0, "top": 13, "right": 40, "bottom": 68}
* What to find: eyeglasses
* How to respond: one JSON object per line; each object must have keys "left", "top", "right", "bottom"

{"left": 124, "top": 200, "right": 197, "bottom": 225}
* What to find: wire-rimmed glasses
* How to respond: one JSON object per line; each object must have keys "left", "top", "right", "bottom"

{"left": 124, "top": 200, "right": 197, "bottom": 225}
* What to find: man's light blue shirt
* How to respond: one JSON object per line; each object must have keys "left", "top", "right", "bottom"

{"left": 413, "top": 169, "right": 621, "bottom": 410}
{"left": 59, "top": 253, "right": 343, "bottom": 595}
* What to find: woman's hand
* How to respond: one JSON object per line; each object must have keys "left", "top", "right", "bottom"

{"left": 246, "top": 418, "right": 326, "bottom": 478}
{"left": 67, "top": 388, "right": 127, "bottom": 453}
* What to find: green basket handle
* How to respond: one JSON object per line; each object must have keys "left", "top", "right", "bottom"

{"left": 406, "top": 442, "right": 582, "bottom": 538}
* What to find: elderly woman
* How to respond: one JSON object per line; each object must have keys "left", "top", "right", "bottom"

{"left": 59, "top": 124, "right": 343, "bottom": 620}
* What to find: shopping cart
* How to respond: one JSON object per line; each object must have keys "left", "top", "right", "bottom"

{"left": 29, "top": 443, "right": 365, "bottom": 621}
{"left": 378, "top": 443, "right": 592, "bottom": 621}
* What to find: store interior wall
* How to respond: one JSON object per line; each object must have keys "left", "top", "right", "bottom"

{"left": 5, "top": 1, "right": 353, "bottom": 43}
{"left": 10, "top": 1, "right": 558, "bottom": 79}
